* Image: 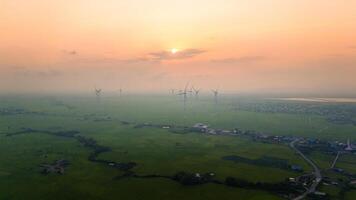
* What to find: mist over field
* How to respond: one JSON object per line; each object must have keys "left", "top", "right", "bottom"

{"left": 1, "top": 1, "right": 356, "bottom": 200}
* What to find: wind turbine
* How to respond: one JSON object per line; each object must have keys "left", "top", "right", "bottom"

{"left": 188, "top": 87, "right": 194, "bottom": 97}
{"left": 193, "top": 87, "right": 201, "bottom": 99}
{"left": 94, "top": 87, "right": 102, "bottom": 102}
{"left": 118, "top": 88, "right": 122, "bottom": 97}
{"left": 212, "top": 88, "right": 219, "bottom": 104}
{"left": 178, "top": 83, "right": 189, "bottom": 110}
{"left": 346, "top": 139, "right": 353, "bottom": 151}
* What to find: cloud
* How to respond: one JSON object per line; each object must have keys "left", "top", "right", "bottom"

{"left": 59, "top": 48, "right": 205, "bottom": 66}
{"left": 211, "top": 56, "right": 265, "bottom": 64}
{"left": 348, "top": 45, "right": 356, "bottom": 49}
{"left": 13, "top": 68, "right": 63, "bottom": 78}
{"left": 148, "top": 48, "right": 206, "bottom": 61}
{"left": 74, "top": 56, "right": 153, "bottom": 65}
{"left": 62, "top": 50, "right": 77, "bottom": 55}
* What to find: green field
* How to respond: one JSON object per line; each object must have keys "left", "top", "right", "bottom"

{"left": 1, "top": 94, "right": 356, "bottom": 199}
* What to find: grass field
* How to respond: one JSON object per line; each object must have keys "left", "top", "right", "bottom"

{"left": 0, "top": 94, "right": 356, "bottom": 199}
{"left": 336, "top": 154, "right": 356, "bottom": 174}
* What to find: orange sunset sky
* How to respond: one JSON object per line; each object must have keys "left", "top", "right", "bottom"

{"left": 1, "top": 0, "right": 356, "bottom": 94}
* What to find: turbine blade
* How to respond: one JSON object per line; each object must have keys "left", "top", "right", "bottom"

{"left": 184, "top": 82, "right": 189, "bottom": 91}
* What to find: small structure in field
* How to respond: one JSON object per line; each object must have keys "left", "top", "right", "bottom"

{"left": 192, "top": 123, "right": 209, "bottom": 133}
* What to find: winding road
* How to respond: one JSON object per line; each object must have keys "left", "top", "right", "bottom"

{"left": 290, "top": 139, "right": 322, "bottom": 200}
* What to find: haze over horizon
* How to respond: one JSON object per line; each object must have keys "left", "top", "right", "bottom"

{"left": 1, "top": 0, "right": 356, "bottom": 95}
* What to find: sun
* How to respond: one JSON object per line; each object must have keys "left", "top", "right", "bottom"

{"left": 170, "top": 48, "right": 178, "bottom": 54}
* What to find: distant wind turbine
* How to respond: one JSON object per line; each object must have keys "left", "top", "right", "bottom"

{"left": 178, "top": 83, "right": 189, "bottom": 110}
{"left": 95, "top": 87, "right": 102, "bottom": 102}
{"left": 193, "top": 87, "right": 201, "bottom": 99}
{"left": 188, "top": 87, "right": 194, "bottom": 97}
{"left": 212, "top": 88, "right": 219, "bottom": 104}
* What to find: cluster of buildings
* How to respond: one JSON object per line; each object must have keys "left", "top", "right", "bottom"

{"left": 120, "top": 120, "right": 355, "bottom": 157}
{"left": 190, "top": 122, "right": 356, "bottom": 193}
{"left": 191, "top": 123, "right": 299, "bottom": 144}
{"left": 176, "top": 123, "right": 356, "bottom": 162}
{"left": 191, "top": 123, "right": 238, "bottom": 135}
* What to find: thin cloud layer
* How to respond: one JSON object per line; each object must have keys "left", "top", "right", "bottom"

{"left": 62, "top": 49, "right": 205, "bottom": 65}
{"left": 148, "top": 48, "right": 206, "bottom": 61}
{"left": 12, "top": 68, "right": 63, "bottom": 78}
{"left": 211, "top": 56, "right": 265, "bottom": 64}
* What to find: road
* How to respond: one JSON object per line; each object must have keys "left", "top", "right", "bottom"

{"left": 331, "top": 151, "right": 341, "bottom": 169}
{"left": 290, "top": 139, "right": 322, "bottom": 200}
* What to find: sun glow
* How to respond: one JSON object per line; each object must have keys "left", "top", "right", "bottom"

{"left": 171, "top": 48, "right": 178, "bottom": 54}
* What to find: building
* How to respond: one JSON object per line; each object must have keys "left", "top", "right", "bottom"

{"left": 192, "top": 123, "right": 209, "bottom": 132}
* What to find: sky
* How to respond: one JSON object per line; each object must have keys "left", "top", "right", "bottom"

{"left": 1, "top": 0, "right": 356, "bottom": 95}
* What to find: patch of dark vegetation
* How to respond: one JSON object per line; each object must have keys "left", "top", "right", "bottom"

{"left": 122, "top": 171, "right": 308, "bottom": 198}
{"left": 120, "top": 121, "right": 131, "bottom": 125}
{"left": 0, "top": 107, "right": 80, "bottom": 118}
{"left": 80, "top": 113, "right": 113, "bottom": 122}
{"left": 0, "top": 107, "right": 30, "bottom": 115}
{"left": 169, "top": 127, "right": 191, "bottom": 134}
{"left": 51, "top": 100, "right": 76, "bottom": 110}
{"left": 113, "top": 172, "right": 171, "bottom": 181}
{"left": 175, "top": 142, "right": 183, "bottom": 147}
{"left": 81, "top": 136, "right": 137, "bottom": 171}
{"left": 306, "top": 192, "right": 330, "bottom": 200}
{"left": 114, "top": 171, "right": 217, "bottom": 186}
{"left": 0, "top": 107, "right": 51, "bottom": 117}
{"left": 338, "top": 184, "right": 356, "bottom": 200}
{"left": 127, "top": 171, "right": 308, "bottom": 198}
{"left": 225, "top": 177, "right": 304, "bottom": 197}
{"left": 133, "top": 123, "right": 152, "bottom": 128}
{"left": 172, "top": 171, "right": 216, "bottom": 185}
{"left": 222, "top": 155, "right": 303, "bottom": 172}
{"left": 93, "top": 116, "right": 112, "bottom": 122}
{"left": 5, "top": 128, "right": 36, "bottom": 136}
{"left": 40, "top": 159, "right": 70, "bottom": 175}
{"left": 133, "top": 122, "right": 183, "bottom": 130}
{"left": 6, "top": 128, "right": 79, "bottom": 137}
{"left": 133, "top": 174, "right": 171, "bottom": 179}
